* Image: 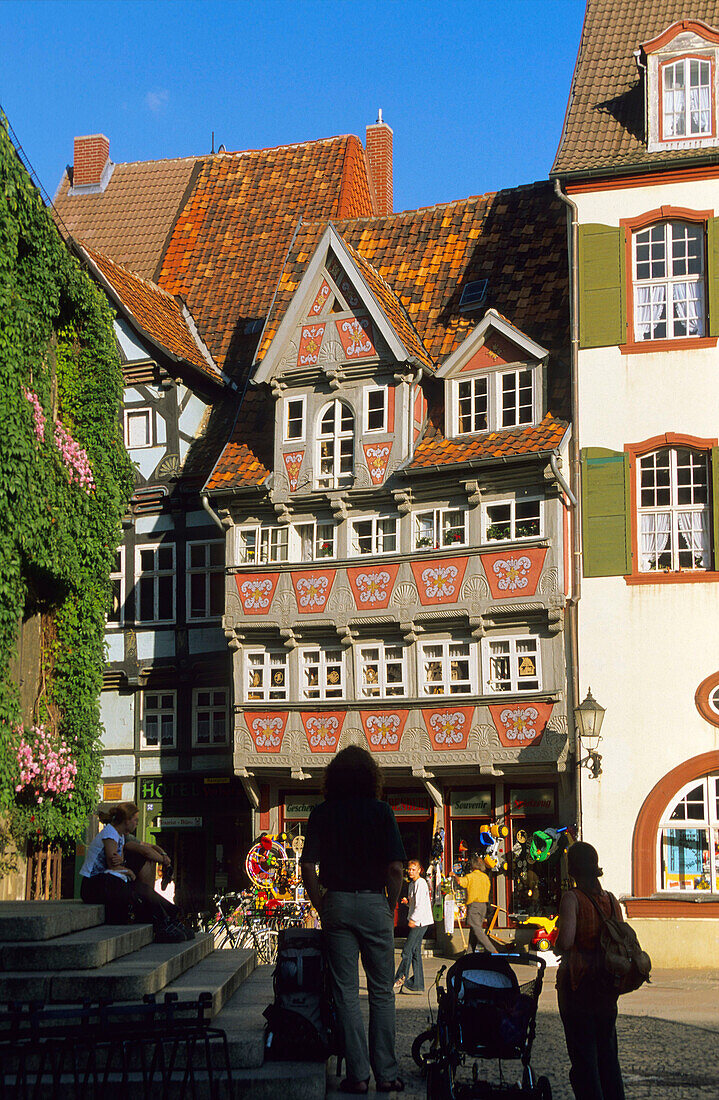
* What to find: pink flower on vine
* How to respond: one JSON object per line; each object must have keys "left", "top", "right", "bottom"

{"left": 54, "top": 421, "right": 95, "bottom": 493}
{"left": 23, "top": 388, "right": 46, "bottom": 441}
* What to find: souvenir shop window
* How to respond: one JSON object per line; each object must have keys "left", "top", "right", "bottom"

{"left": 245, "top": 649, "right": 289, "bottom": 701}
{"left": 301, "top": 646, "right": 345, "bottom": 700}
{"left": 419, "top": 639, "right": 475, "bottom": 695}
{"left": 192, "top": 687, "right": 228, "bottom": 746}
{"left": 659, "top": 774, "right": 719, "bottom": 892}
{"left": 483, "top": 498, "right": 542, "bottom": 542}
{"left": 483, "top": 636, "right": 541, "bottom": 693}
{"left": 141, "top": 691, "right": 176, "bottom": 749}
{"left": 351, "top": 515, "right": 398, "bottom": 555}
{"left": 357, "top": 643, "right": 406, "bottom": 697}
{"left": 414, "top": 507, "right": 467, "bottom": 551}
{"left": 293, "top": 521, "right": 336, "bottom": 561}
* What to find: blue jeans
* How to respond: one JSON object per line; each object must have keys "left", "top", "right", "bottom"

{"left": 322, "top": 891, "right": 399, "bottom": 1084}
{"left": 394, "top": 924, "right": 429, "bottom": 991}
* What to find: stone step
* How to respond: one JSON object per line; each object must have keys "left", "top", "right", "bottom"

{"left": 0, "top": 922, "right": 154, "bottom": 971}
{"left": 0, "top": 932, "right": 214, "bottom": 1003}
{"left": 214, "top": 958, "right": 275, "bottom": 1069}
{"left": 0, "top": 901, "right": 104, "bottom": 942}
{"left": 161, "top": 945, "right": 256, "bottom": 1018}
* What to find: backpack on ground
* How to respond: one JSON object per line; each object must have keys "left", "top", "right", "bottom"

{"left": 581, "top": 890, "right": 652, "bottom": 996}
{"left": 263, "top": 927, "right": 337, "bottom": 1061}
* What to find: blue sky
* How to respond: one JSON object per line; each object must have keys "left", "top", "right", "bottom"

{"left": 1, "top": 0, "right": 585, "bottom": 211}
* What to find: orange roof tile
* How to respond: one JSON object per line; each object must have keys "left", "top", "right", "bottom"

{"left": 553, "top": 0, "right": 719, "bottom": 175}
{"left": 79, "top": 244, "right": 221, "bottom": 383}
{"left": 53, "top": 156, "right": 199, "bottom": 280}
{"left": 408, "top": 413, "right": 569, "bottom": 470}
{"left": 204, "top": 388, "right": 272, "bottom": 491}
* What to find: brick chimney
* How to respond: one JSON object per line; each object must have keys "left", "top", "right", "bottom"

{"left": 366, "top": 111, "right": 393, "bottom": 216}
{"left": 73, "top": 134, "right": 110, "bottom": 188}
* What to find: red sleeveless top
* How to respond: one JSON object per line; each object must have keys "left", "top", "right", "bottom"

{"left": 561, "top": 888, "right": 622, "bottom": 992}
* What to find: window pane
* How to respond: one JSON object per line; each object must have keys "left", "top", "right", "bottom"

{"left": 157, "top": 547, "right": 173, "bottom": 571}
{"left": 662, "top": 828, "right": 710, "bottom": 890}
{"left": 144, "top": 715, "right": 158, "bottom": 746}
{"left": 416, "top": 513, "right": 434, "bottom": 548}
{"left": 196, "top": 713, "right": 210, "bottom": 745}
{"left": 209, "top": 571, "right": 224, "bottom": 616}
{"left": 367, "top": 389, "right": 385, "bottom": 430}
{"left": 486, "top": 504, "right": 511, "bottom": 540}
{"left": 209, "top": 543, "right": 225, "bottom": 568}
{"left": 190, "top": 544, "right": 206, "bottom": 569}
{"left": 378, "top": 518, "right": 397, "bottom": 552}
{"left": 286, "top": 399, "right": 304, "bottom": 439}
{"left": 127, "top": 410, "right": 151, "bottom": 448}
{"left": 158, "top": 576, "right": 173, "bottom": 619}
{"left": 139, "top": 577, "right": 155, "bottom": 621}
{"left": 515, "top": 499, "right": 541, "bottom": 537}
{"left": 190, "top": 573, "right": 206, "bottom": 617}
{"left": 354, "top": 521, "right": 373, "bottom": 554}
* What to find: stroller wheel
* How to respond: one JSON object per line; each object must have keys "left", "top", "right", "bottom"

{"left": 412, "top": 1028, "right": 437, "bottom": 1069}
{"left": 426, "top": 1062, "right": 453, "bottom": 1100}
{"left": 533, "top": 1077, "right": 552, "bottom": 1099}
{"left": 536, "top": 938, "right": 551, "bottom": 953}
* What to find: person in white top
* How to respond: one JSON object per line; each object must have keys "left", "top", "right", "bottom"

{"left": 393, "top": 860, "right": 434, "bottom": 994}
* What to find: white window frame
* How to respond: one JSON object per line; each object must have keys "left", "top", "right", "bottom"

{"left": 414, "top": 507, "right": 468, "bottom": 551}
{"left": 499, "top": 367, "right": 536, "bottom": 429}
{"left": 245, "top": 648, "right": 289, "bottom": 702}
{"left": 107, "top": 546, "right": 125, "bottom": 628}
{"left": 456, "top": 375, "right": 489, "bottom": 434}
{"left": 364, "top": 386, "right": 388, "bottom": 433}
{"left": 192, "top": 687, "right": 229, "bottom": 746}
{"left": 186, "top": 540, "right": 225, "bottom": 621}
{"left": 483, "top": 497, "right": 543, "bottom": 543}
{"left": 300, "top": 645, "right": 345, "bottom": 701}
{"left": 662, "top": 56, "right": 713, "bottom": 140}
{"left": 453, "top": 368, "right": 537, "bottom": 436}
{"left": 351, "top": 515, "right": 399, "bottom": 556}
{"left": 633, "top": 221, "right": 706, "bottom": 341}
{"left": 141, "top": 690, "right": 176, "bottom": 749}
{"left": 124, "top": 407, "right": 154, "bottom": 449}
{"left": 637, "top": 447, "right": 711, "bottom": 572}
{"left": 291, "top": 521, "right": 336, "bottom": 561}
{"left": 135, "top": 543, "right": 175, "bottom": 624}
{"left": 316, "top": 400, "right": 355, "bottom": 490}
{"left": 236, "top": 525, "right": 289, "bottom": 564}
{"left": 482, "top": 635, "right": 542, "bottom": 694}
{"left": 418, "top": 639, "right": 476, "bottom": 696}
{"left": 658, "top": 775, "right": 719, "bottom": 893}
{"left": 357, "top": 642, "right": 406, "bottom": 698}
{"left": 283, "top": 395, "right": 306, "bottom": 443}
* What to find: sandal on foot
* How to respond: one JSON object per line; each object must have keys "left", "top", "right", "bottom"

{"left": 376, "top": 1081, "right": 404, "bottom": 1093}
{"left": 339, "top": 1080, "right": 369, "bottom": 1094}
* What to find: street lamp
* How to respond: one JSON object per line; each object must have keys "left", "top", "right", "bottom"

{"left": 574, "top": 688, "right": 605, "bottom": 779}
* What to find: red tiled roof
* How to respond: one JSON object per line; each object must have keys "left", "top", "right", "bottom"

{"left": 156, "top": 137, "right": 376, "bottom": 379}
{"left": 204, "top": 387, "right": 272, "bottom": 491}
{"left": 408, "top": 413, "right": 569, "bottom": 470}
{"left": 79, "top": 244, "right": 221, "bottom": 382}
{"left": 553, "top": 0, "right": 719, "bottom": 175}
{"left": 53, "top": 156, "right": 199, "bottom": 280}
{"left": 338, "top": 137, "right": 377, "bottom": 218}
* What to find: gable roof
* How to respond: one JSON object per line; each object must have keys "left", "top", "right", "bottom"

{"left": 78, "top": 243, "right": 222, "bottom": 384}
{"left": 54, "top": 156, "right": 199, "bottom": 280}
{"left": 552, "top": 0, "right": 719, "bottom": 176}
{"left": 258, "top": 181, "right": 568, "bottom": 368}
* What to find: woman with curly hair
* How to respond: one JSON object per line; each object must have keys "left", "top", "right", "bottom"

{"left": 301, "top": 746, "right": 406, "bottom": 1094}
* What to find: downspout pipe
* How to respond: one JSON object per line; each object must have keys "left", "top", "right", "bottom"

{"left": 550, "top": 452, "right": 577, "bottom": 507}
{"left": 201, "top": 492, "right": 225, "bottom": 532}
{"left": 553, "top": 177, "right": 583, "bottom": 837}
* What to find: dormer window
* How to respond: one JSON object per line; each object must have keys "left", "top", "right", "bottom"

{"left": 662, "top": 57, "right": 712, "bottom": 139}
{"left": 317, "top": 400, "right": 354, "bottom": 489}
{"left": 454, "top": 367, "right": 536, "bottom": 436}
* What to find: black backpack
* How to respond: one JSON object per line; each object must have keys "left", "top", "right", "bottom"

{"left": 263, "top": 927, "right": 338, "bottom": 1061}
{"left": 581, "top": 890, "right": 652, "bottom": 996}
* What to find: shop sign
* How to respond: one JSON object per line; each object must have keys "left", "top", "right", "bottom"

{"left": 509, "top": 788, "right": 556, "bottom": 815}
{"left": 102, "top": 783, "right": 123, "bottom": 801}
{"left": 204, "top": 777, "right": 230, "bottom": 785}
{"left": 480, "top": 548, "right": 547, "bottom": 600}
{"left": 388, "top": 795, "right": 431, "bottom": 818}
{"left": 450, "top": 791, "right": 493, "bottom": 817}
{"left": 139, "top": 777, "right": 202, "bottom": 801}
{"left": 410, "top": 557, "right": 469, "bottom": 606}
{"left": 284, "top": 795, "right": 322, "bottom": 821}
{"left": 156, "top": 816, "right": 202, "bottom": 829}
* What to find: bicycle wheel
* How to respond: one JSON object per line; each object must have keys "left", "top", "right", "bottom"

{"left": 255, "top": 929, "right": 278, "bottom": 965}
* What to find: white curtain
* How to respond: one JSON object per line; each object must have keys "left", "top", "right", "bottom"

{"left": 641, "top": 512, "right": 671, "bottom": 570}
{"left": 673, "top": 282, "right": 703, "bottom": 335}
{"left": 690, "top": 84, "right": 711, "bottom": 134}
{"left": 677, "top": 510, "right": 710, "bottom": 567}
{"left": 635, "top": 285, "right": 665, "bottom": 340}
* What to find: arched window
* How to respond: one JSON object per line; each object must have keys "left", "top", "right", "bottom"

{"left": 637, "top": 446, "right": 710, "bottom": 571}
{"left": 662, "top": 57, "right": 712, "bottom": 139}
{"left": 633, "top": 220, "right": 705, "bottom": 340}
{"left": 317, "top": 401, "right": 354, "bottom": 489}
{"left": 658, "top": 775, "right": 719, "bottom": 892}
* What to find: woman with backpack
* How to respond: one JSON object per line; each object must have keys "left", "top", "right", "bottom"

{"left": 554, "top": 841, "right": 625, "bottom": 1100}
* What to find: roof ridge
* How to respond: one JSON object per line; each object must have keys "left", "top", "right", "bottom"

{"left": 96, "top": 134, "right": 354, "bottom": 171}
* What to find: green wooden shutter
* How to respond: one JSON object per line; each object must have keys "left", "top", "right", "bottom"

{"left": 707, "top": 218, "right": 719, "bottom": 337}
{"left": 712, "top": 446, "right": 719, "bottom": 568}
{"left": 577, "top": 224, "right": 626, "bottom": 349}
{"left": 581, "top": 448, "right": 631, "bottom": 577}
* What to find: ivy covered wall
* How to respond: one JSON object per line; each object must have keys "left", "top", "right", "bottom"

{"left": 0, "top": 117, "right": 133, "bottom": 867}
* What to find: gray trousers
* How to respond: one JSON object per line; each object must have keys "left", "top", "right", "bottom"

{"left": 466, "top": 901, "right": 497, "bottom": 953}
{"left": 322, "top": 891, "right": 399, "bottom": 1084}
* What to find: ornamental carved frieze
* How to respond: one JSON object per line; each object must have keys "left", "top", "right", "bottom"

{"left": 234, "top": 573, "right": 280, "bottom": 615}
{"left": 300, "top": 711, "right": 346, "bottom": 753}
{"left": 347, "top": 564, "right": 400, "bottom": 611}
{"left": 410, "top": 557, "right": 469, "bottom": 606}
{"left": 362, "top": 442, "right": 392, "bottom": 485}
{"left": 308, "top": 280, "right": 332, "bottom": 318}
{"left": 335, "top": 317, "right": 375, "bottom": 360}
{"left": 359, "top": 709, "right": 409, "bottom": 752}
{"left": 291, "top": 569, "right": 336, "bottom": 614}
{"left": 488, "top": 701, "right": 553, "bottom": 747}
{"left": 480, "top": 547, "right": 547, "bottom": 600}
{"left": 297, "top": 323, "right": 326, "bottom": 367}
{"left": 283, "top": 451, "right": 304, "bottom": 492}
{"left": 421, "top": 705, "right": 475, "bottom": 750}
{"left": 243, "top": 711, "right": 288, "bottom": 752}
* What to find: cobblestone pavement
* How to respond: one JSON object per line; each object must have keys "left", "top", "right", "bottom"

{"left": 326, "top": 955, "right": 719, "bottom": 1100}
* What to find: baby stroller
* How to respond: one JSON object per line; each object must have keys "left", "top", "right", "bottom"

{"left": 413, "top": 952, "right": 551, "bottom": 1099}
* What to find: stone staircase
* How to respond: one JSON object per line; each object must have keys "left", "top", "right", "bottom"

{"left": 0, "top": 900, "right": 327, "bottom": 1099}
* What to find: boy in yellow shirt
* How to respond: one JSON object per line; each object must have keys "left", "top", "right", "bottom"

{"left": 452, "top": 854, "right": 497, "bottom": 953}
